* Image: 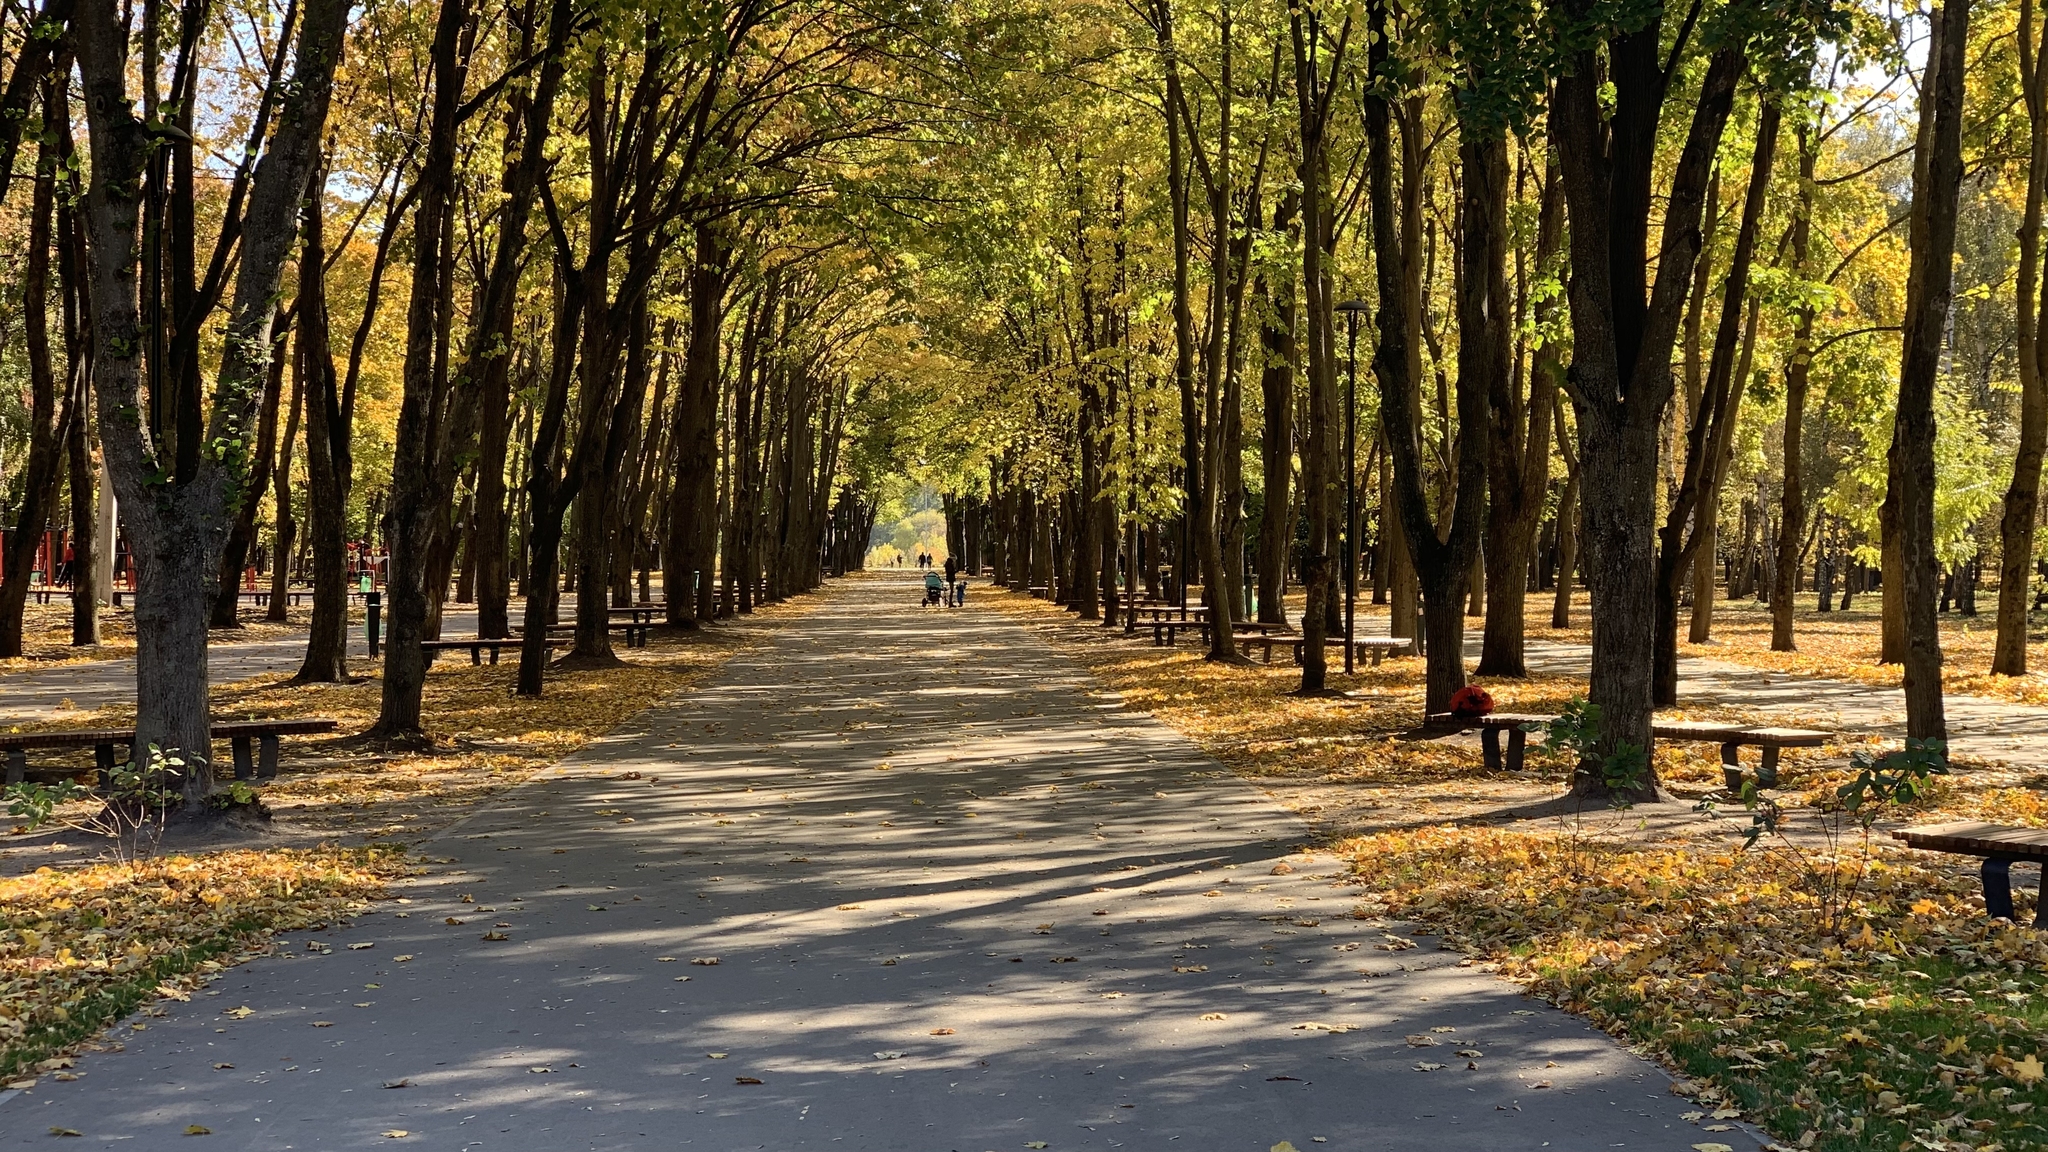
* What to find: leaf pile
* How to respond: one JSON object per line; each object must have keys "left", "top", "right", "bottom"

{"left": 1343, "top": 826, "right": 2048, "bottom": 1152}
{"left": 0, "top": 846, "right": 403, "bottom": 1079}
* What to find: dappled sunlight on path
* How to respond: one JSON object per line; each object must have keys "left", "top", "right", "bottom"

{"left": 1, "top": 576, "right": 1759, "bottom": 1150}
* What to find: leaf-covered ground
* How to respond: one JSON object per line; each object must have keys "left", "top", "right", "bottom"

{"left": 1348, "top": 829, "right": 2048, "bottom": 1152}
{"left": 0, "top": 593, "right": 813, "bottom": 1076}
{"left": 986, "top": 584, "right": 2048, "bottom": 1152}
{"left": 0, "top": 847, "right": 403, "bottom": 1084}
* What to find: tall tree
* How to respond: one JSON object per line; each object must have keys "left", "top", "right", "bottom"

{"left": 1288, "top": 0, "right": 1349, "bottom": 693}
{"left": 1889, "top": 0, "right": 1971, "bottom": 739}
{"left": 74, "top": 0, "right": 351, "bottom": 809}
{"left": 1654, "top": 99, "right": 1780, "bottom": 705}
{"left": 1995, "top": 0, "right": 2048, "bottom": 676}
{"left": 0, "top": 51, "right": 77, "bottom": 658}
{"left": 1475, "top": 153, "right": 1562, "bottom": 678}
{"left": 1549, "top": 2, "right": 1747, "bottom": 799}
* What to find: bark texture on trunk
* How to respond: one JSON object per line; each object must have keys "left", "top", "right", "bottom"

{"left": 1997, "top": 0, "right": 2048, "bottom": 676}
{"left": 1653, "top": 102, "right": 1779, "bottom": 705}
{"left": 1773, "top": 127, "right": 1817, "bottom": 652}
{"left": 75, "top": 0, "right": 349, "bottom": 806}
{"left": 1476, "top": 158, "right": 1562, "bottom": 678}
{"left": 374, "top": 0, "right": 468, "bottom": 740}
{"left": 1551, "top": 25, "right": 1746, "bottom": 800}
{"left": 1892, "top": 0, "right": 1971, "bottom": 739}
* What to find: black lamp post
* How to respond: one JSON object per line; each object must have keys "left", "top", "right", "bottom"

{"left": 1334, "top": 299, "right": 1371, "bottom": 675}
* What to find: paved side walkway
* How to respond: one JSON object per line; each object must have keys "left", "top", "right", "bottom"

{"left": 6, "top": 578, "right": 1755, "bottom": 1150}
{"left": 0, "top": 609, "right": 480, "bottom": 725}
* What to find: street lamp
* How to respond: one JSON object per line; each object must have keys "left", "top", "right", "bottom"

{"left": 1334, "top": 299, "right": 1371, "bottom": 676}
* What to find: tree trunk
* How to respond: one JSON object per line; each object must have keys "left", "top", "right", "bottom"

{"left": 1365, "top": 22, "right": 1495, "bottom": 713}
{"left": 210, "top": 312, "right": 290, "bottom": 629}
{"left": 665, "top": 223, "right": 730, "bottom": 627}
{"left": 77, "top": 0, "right": 348, "bottom": 805}
{"left": 1288, "top": 0, "right": 1342, "bottom": 691}
{"left": 266, "top": 362, "right": 303, "bottom": 624}
{"left": 1654, "top": 101, "right": 1779, "bottom": 704}
{"left": 373, "top": 0, "right": 468, "bottom": 740}
{"left": 1255, "top": 204, "right": 1298, "bottom": 626}
{"left": 0, "top": 73, "right": 72, "bottom": 659}
{"left": 1477, "top": 158, "right": 1562, "bottom": 677}
{"left": 1773, "top": 127, "right": 1817, "bottom": 652}
{"left": 1997, "top": 0, "right": 2048, "bottom": 675}
{"left": 1891, "top": 0, "right": 1971, "bottom": 739}
{"left": 1552, "top": 29, "right": 1745, "bottom": 799}
{"left": 1550, "top": 410, "right": 1580, "bottom": 629}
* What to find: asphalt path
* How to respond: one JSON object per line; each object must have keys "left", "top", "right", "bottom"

{"left": 0, "top": 576, "right": 1760, "bottom": 1151}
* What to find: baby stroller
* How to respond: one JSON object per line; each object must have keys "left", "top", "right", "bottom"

{"left": 922, "top": 571, "right": 945, "bottom": 607}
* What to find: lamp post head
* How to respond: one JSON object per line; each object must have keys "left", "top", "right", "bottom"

{"left": 1334, "top": 299, "right": 1370, "bottom": 313}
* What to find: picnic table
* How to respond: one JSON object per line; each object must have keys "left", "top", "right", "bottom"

{"left": 1893, "top": 822, "right": 2048, "bottom": 926}
{"left": 0, "top": 717, "right": 339, "bottom": 786}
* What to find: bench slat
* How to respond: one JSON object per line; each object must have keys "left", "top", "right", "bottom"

{"left": 1894, "top": 821, "right": 2048, "bottom": 861}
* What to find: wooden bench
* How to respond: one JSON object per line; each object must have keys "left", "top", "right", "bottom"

{"left": 1421, "top": 712, "right": 1556, "bottom": 771}
{"left": 1424, "top": 714, "right": 1831, "bottom": 778}
{"left": 0, "top": 718, "right": 339, "bottom": 786}
{"left": 1150, "top": 619, "right": 1202, "bottom": 646}
{"left": 514, "top": 622, "right": 651, "bottom": 648}
{"left": 421, "top": 638, "right": 563, "bottom": 665}
{"left": 1893, "top": 822, "right": 2048, "bottom": 926}
{"left": 1651, "top": 721, "right": 1831, "bottom": 789}
{"left": 1240, "top": 635, "right": 1412, "bottom": 666}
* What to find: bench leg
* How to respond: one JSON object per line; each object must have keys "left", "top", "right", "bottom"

{"left": 4, "top": 750, "right": 23, "bottom": 786}
{"left": 488, "top": 646, "right": 499, "bottom": 665}
{"left": 1757, "top": 746, "right": 1781, "bottom": 788}
{"left": 1481, "top": 728, "right": 1503, "bottom": 772}
{"left": 259, "top": 735, "right": 280, "bottom": 779}
{"left": 1506, "top": 727, "right": 1528, "bottom": 772}
{"left": 232, "top": 737, "right": 255, "bottom": 781}
{"left": 1369, "top": 646, "right": 1383, "bottom": 668}
{"left": 472, "top": 646, "right": 483, "bottom": 665}
{"left": 1984, "top": 858, "right": 2018, "bottom": 922}
{"left": 1720, "top": 742, "right": 1744, "bottom": 791}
